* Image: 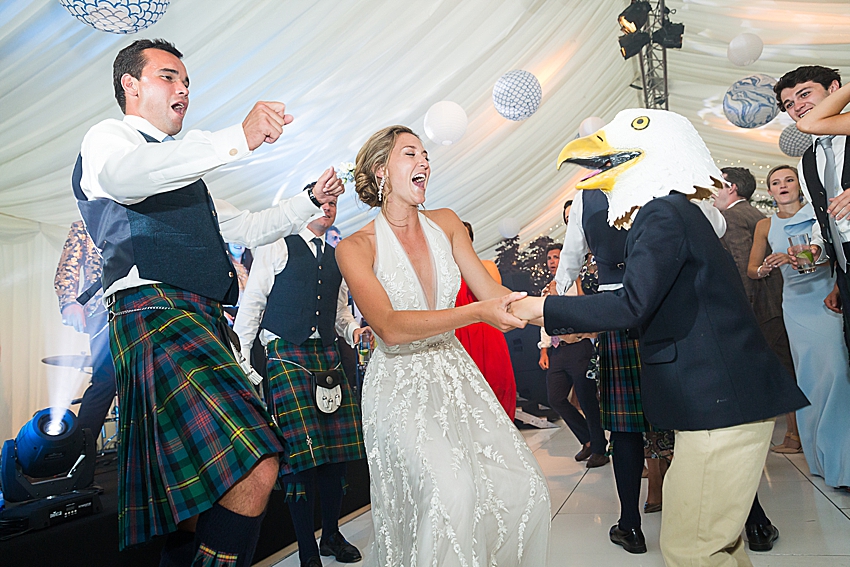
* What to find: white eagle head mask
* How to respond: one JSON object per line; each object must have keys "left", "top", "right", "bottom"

{"left": 557, "top": 108, "right": 723, "bottom": 229}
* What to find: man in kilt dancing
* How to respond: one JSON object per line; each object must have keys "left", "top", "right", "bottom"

{"left": 72, "top": 39, "right": 344, "bottom": 566}
{"left": 234, "top": 184, "right": 367, "bottom": 567}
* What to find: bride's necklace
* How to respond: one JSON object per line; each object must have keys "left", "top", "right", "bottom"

{"left": 382, "top": 206, "right": 418, "bottom": 229}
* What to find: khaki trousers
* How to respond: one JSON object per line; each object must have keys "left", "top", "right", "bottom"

{"left": 660, "top": 419, "right": 774, "bottom": 567}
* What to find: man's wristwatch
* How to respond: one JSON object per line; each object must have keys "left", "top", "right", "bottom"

{"left": 308, "top": 188, "right": 322, "bottom": 208}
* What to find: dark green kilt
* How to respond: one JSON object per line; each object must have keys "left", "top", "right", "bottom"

{"left": 109, "top": 285, "right": 286, "bottom": 549}
{"left": 266, "top": 338, "right": 364, "bottom": 496}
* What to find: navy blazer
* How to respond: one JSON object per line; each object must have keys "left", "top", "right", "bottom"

{"left": 544, "top": 193, "right": 808, "bottom": 431}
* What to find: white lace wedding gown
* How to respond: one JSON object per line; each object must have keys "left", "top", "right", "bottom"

{"left": 362, "top": 211, "right": 550, "bottom": 567}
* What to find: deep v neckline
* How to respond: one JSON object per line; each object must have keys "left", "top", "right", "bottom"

{"left": 380, "top": 212, "right": 439, "bottom": 311}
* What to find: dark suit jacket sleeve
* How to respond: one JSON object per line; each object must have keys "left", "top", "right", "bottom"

{"left": 543, "top": 199, "right": 688, "bottom": 334}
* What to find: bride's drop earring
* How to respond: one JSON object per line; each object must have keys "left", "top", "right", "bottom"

{"left": 378, "top": 176, "right": 385, "bottom": 203}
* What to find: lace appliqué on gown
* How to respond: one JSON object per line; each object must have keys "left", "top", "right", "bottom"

{"left": 362, "top": 212, "right": 550, "bottom": 567}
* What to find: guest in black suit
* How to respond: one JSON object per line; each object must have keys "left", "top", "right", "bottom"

{"left": 511, "top": 109, "right": 809, "bottom": 566}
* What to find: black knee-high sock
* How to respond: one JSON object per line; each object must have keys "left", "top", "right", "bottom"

{"left": 746, "top": 493, "right": 770, "bottom": 526}
{"left": 286, "top": 470, "right": 320, "bottom": 563}
{"left": 159, "top": 529, "right": 196, "bottom": 567}
{"left": 611, "top": 431, "right": 644, "bottom": 531}
{"left": 316, "top": 462, "right": 346, "bottom": 538}
{"left": 193, "top": 503, "right": 267, "bottom": 567}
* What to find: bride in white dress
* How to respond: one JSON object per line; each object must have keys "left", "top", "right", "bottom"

{"left": 336, "top": 126, "right": 550, "bottom": 567}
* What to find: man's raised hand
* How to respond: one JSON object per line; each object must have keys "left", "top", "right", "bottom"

{"left": 313, "top": 167, "right": 345, "bottom": 203}
{"left": 242, "top": 102, "right": 294, "bottom": 150}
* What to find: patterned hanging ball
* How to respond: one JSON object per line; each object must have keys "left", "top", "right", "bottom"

{"left": 722, "top": 74, "right": 779, "bottom": 129}
{"left": 59, "top": 0, "right": 170, "bottom": 34}
{"left": 492, "top": 70, "right": 542, "bottom": 121}
{"left": 779, "top": 124, "right": 813, "bottom": 157}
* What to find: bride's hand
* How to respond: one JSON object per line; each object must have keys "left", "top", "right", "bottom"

{"left": 508, "top": 296, "right": 545, "bottom": 323}
{"left": 480, "top": 292, "right": 528, "bottom": 332}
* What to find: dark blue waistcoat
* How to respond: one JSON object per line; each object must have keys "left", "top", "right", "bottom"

{"left": 581, "top": 189, "right": 629, "bottom": 286}
{"left": 801, "top": 136, "right": 850, "bottom": 269}
{"left": 260, "top": 236, "right": 342, "bottom": 348}
{"left": 72, "top": 132, "right": 238, "bottom": 304}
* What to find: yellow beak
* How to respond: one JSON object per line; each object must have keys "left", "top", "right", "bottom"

{"left": 556, "top": 130, "right": 642, "bottom": 192}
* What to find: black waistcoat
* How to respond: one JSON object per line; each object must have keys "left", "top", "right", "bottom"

{"left": 260, "top": 236, "right": 342, "bottom": 348}
{"left": 72, "top": 132, "right": 238, "bottom": 304}
{"left": 801, "top": 136, "right": 850, "bottom": 269}
{"left": 581, "top": 189, "right": 629, "bottom": 285}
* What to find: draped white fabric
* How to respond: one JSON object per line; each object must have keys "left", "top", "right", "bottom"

{"left": 0, "top": 0, "right": 847, "bottom": 436}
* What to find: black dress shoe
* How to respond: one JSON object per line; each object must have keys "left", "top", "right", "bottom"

{"left": 586, "top": 453, "right": 610, "bottom": 468}
{"left": 301, "top": 557, "right": 322, "bottom": 567}
{"left": 320, "top": 530, "right": 362, "bottom": 563}
{"left": 746, "top": 523, "right": 779, "bottom": 551}
{"left": 574, "top": 444, "right": 593, "bottom": 462}
{"left": 609, "top": 524, "right": 647, "bottom": 554}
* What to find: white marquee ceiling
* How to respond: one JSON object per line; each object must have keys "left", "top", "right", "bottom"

{"left": 1, "top": 0, "right": 849, "bottom": 256}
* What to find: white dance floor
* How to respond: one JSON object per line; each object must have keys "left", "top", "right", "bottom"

{"left": 262, "top": 421, "right": 850, "bottom": 567}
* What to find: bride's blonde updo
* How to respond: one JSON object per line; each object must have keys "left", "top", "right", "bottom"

{"left": 355, "top": 125, "right": 419, "bottom": 208}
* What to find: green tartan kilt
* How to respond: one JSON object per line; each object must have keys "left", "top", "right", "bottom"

{"left": 597, "top": 329, "right": 650, "bottom": 433}
{"left": 108, "top": 285, "right": 286, "bottom": 549}
{"left": 266, "top": 338, "right": 365, "bottom": 480}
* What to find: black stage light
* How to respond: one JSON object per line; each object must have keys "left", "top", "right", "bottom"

{"left": 618, "top": 1, "right": 652, "bottom": 34}
{"left": 619, "top": 32, "right": 651, "bottom": 60}
{"left": 1, "top": 408, "right": 96, "bottom": 502}
{"left": 653, "top": 20, "right": 685, "bottom": 49}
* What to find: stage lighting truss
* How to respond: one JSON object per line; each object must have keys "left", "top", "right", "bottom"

{"left": 617, "top": 0, "right": 684, "bottom": 110}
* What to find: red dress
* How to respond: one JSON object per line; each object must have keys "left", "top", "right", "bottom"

{"left": 454, "top": 278, "right": 517, "bottom": 420}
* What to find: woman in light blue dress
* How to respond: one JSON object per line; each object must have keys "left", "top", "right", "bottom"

{"left": 748, "top": 165, "right": 850, "bottom": 489}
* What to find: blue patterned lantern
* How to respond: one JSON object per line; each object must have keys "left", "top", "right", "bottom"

{"left": 723, "top": 74, "right": 779, "bottom": 129}
{"left": 779, "top": 124, "right": 813, "bottom": 158}
{"left": 492, "top": 70, "right": 542, "bottom": 121}
{"left": 59, "top": 0, "right": 169, "bottom": 34}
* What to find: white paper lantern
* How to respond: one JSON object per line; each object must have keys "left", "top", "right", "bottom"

{"left": 727, "top": 33, "right": 764, "bottom": 67}
{"left": 423, "top": 101, "right": 468, "bottom": 146}
{"left": 779, "top": 124, "right": 813, "bottom": 157}
{"left": 59, "top": 0, "right": 169, "bottom": 34}
{"left": 498, "top": 217, "right": 521, "bottom": 239}
{"left": 579, "top": 116, "right": 606, "bottom": 137}
{"left": 492, "top": 70, "right": 542, "bottom": 121}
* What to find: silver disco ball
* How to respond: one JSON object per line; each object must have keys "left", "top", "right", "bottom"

{"left": 59, "top": 0, "right": 170, "bottom": 34}
{"left": 779, "top": 124, "right": 813, "bottom": 157}
{"left": 492, "top": 70, "right": 542, "bottom": 121}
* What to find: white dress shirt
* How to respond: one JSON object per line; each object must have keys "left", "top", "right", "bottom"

{"left": 233, "top": 226, "right": 359, "bottom": 359}
{"left": 79, "top": 115, "right": 320, "bottom": 298}
{"left": 797, "top": 134, "right": 848, "bottom": 255}
{"left": 554, "top": 191, "right": 727, "bottom": 295}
